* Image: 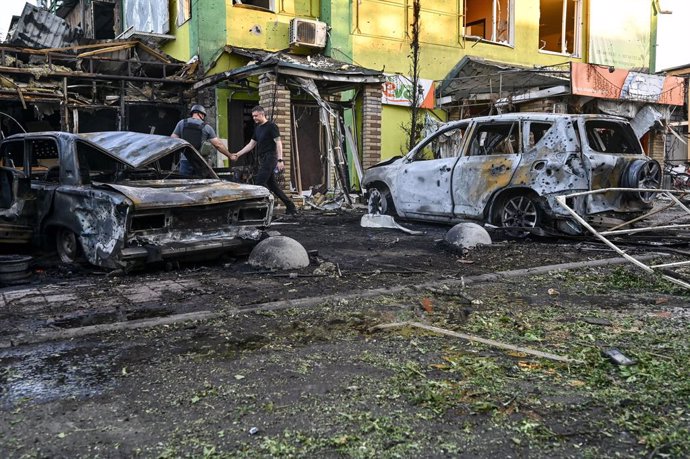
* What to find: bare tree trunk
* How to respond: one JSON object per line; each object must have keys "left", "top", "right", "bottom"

{"left": 407, "top": 0, "right": 422, "bottom": 152}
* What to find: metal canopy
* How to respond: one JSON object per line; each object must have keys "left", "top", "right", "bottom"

{"left": 436, "top": 56, "right": 570, "bottom": 105}
{"left": 194, "top": 47, "right": 385, "bottom": 90}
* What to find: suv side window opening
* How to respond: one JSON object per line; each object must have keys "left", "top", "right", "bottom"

{"left": 585, "top": 120, "right": 641, "bottom": 154}
{"left": 412, "top": 126, "right": 467, "bottom": 162}
{"left": 526, "top": 122, "right": 554, "bottom": 150}
{"left": 468, "top": 122, "right": 521, "bottom": 156}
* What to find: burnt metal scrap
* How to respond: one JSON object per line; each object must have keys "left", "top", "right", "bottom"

{"left": 557, "top": 189, "right": 690, "bottom": 290}
{"left": 0, "top": 131, "right": 274, "bottom": 269}
{"left": 362, "top": 113, "right": 660, "bottom": 236}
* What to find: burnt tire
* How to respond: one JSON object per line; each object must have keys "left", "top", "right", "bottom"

{"left": 622, "top": 160, "right": 661, "bottom": 203}
{"left": 56, "top": 228, "right": 82, "bottom": 264}
{"left": 367, "top": 187, "right": 396, "bottom": 216}
{"left": 497, "top": 194, "right": 542, "bottom": 238}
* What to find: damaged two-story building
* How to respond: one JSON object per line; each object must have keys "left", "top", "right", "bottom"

{"left": 1, "top": 1, "right": 193, "bottom": 137}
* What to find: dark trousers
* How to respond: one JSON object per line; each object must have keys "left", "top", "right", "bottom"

{"left": 255, "top": 157, "right": 294, "bottom": 209}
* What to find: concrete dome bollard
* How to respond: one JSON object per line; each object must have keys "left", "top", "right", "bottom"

{"left": 248, "top": 236, "right": 310, "bottom": 270}
{"left": 444, "top": 222, "right": 492, "bottom": 249}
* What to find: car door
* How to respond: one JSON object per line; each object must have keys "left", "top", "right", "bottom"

{"left": 452, "top": 120, "right": 523, "bottom": 217}
{"left": 0, "top": 139, "right": 34, "bottom": 243}
{"left": 394, "top": 124, "right": 468, "bottom": 219}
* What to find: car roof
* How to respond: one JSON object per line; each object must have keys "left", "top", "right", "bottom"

{"left": 442, "top": 112, "right": 628, "bottom": 127}
{"left": 2, "top": 131, "right": 190, "bottom": 168}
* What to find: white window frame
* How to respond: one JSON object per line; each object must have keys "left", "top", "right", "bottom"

{"left": 539, "top": 0, "right": 582, "bottom": 56}
{"left": 464, "top": 0, "right": 515, "bottom": 46}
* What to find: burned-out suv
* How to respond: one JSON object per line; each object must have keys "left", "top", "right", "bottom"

{"left": 0, "top": 131, "right": 274, "bottom": 268}
{"left": 362, "top": 113, "right": 661, "bottom": 235}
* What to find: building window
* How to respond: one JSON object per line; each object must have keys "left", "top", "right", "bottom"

{"left": 464, "top": 0, "right": 513, "bottom": 45}
{"left": 176, "top": 0, "right": 191, "bottom": 27}
{"left": 233, "top": 0, "right": 276, "bottom": 12}
{"left": 539, "top": 0, "right": 581, "bottom": 55}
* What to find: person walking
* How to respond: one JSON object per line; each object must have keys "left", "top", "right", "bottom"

{"left": 230, "top": 105, "right": 297, "bottom": 215}
{"left": 171, "top": 104, "right": 232, "bottom": 176}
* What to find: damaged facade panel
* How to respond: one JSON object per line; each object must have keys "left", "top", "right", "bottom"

{"left": 0, "top": 132, "right": 274, "bottom": 269}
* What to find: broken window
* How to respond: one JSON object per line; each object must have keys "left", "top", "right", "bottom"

{"left": 413, "top": 127, "right": 466, "bottom": 161}
{"left": 176, "top": 0, "right": 191, "bottom": 26}
{"left": 539, "top": 0, "right": 581, "bottom": 55}
{"left": 76, "top": 142, "right": 122, "bottom": 184}
{"left": 526, "top": 122, "right": 554, "bottom": 150}
{"left": 0, "top": 140, "right": 25, "bottom": 170}
{"left": 29, "top": 138, "right": 60, "bottom": 181}
{"left": 233, "top": 0, "right": 275, "bottom": 12}
{"left": 464, "top": 0, "right": 512, "bottom": 44}
{"left": 468, "top": 122, "right": 521, "bottom": 156}
{"left": 93, "top": 1, "right": 116, "bottom": 39}
{"left": 585, "top": 121, "right": 641, "bottom": 155}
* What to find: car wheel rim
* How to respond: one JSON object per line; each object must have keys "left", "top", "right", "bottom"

{"left": 501, "top": 196, "right": 538, "bottom": 236}
{"left": 367, "top": 189, "right": 387, "bottom": 215}
{"left": 57, "top": 229, "right": 78, "bottom": 263}
{"left": 637, "top": 162, "right": 661, "bottom": 202}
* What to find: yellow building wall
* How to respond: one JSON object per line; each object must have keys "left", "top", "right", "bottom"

{"left": 350, "top": 0, "right": 590, "bottom": 156}
{"left": 225, "top": 1, "right": 318, "bottom": 50}
{"left": 162, "top": 1, "right": 191, "bottom": 61}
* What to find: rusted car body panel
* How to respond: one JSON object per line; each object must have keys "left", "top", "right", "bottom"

{"left": 363, "top": 114, "right": 660, "bottom": 234}
{"left": 0, "top": 132, "right": 273, "bottom": 268}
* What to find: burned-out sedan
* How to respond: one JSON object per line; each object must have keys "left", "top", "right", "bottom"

{"left": 363, "top": 113, "right": 661, "bottom": 235}
{"left": 0, "top": 131, "right": 273, "bottom": 268}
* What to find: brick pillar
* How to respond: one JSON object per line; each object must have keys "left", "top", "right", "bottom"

{"left": 361, "top": 83, "right": 382, "bottom": 169}
{"left": 258, "top": 74, "right": 294, "bottom": 203}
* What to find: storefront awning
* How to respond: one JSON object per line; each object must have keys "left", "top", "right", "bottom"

{"left": 436, "top": 56, "right": 570, "bottom": 105}
{"left": 194, "top": 47, "right": 385, "bottom": 91}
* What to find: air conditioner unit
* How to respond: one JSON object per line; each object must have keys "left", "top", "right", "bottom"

{"left": 289, "top": 18, "right": 327, "bottom": 49}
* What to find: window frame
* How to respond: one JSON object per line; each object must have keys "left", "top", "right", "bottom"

{"left": 538, "top": 0, "right": 582, "bottom": 57}
{"left": 463, "top": 0, "right": 515, "bottom": 46}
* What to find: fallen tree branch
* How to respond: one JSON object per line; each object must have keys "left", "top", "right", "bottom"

{"left": 371, "top": 321, "right": 583, "bottom": 364}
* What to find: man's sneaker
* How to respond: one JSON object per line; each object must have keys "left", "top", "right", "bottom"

{"left": 285, "top": 204, "right": 298, "bottom": 215}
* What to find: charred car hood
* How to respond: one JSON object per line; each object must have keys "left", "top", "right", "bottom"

{"left": 95, "top": 179, "right": 271, "bottom": 210}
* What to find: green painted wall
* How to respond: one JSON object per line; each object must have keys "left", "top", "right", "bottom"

{"left": 193, "top": 0, "right": 227, "bottom": 68}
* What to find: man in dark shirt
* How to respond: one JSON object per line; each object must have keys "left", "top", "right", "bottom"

{"left": 171, "top": 104, "right": 232, "bottom": 176}
{"left": 231, "top": 106, "right": 297, "bottom": 215}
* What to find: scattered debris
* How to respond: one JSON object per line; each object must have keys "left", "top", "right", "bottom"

{"left": 556, "top": 189, "right": 690, "bottom": 290}
{"left": 581, "top": 317, "right": 613, "bottom": 326}
{"left": 371, "top": 321, "right": 582, "bottom": 364}
{"left": 360, "top": 214, "right": 423, "bottom": 235}
{"left": 602, "top": 348, "right": 636, "bottom": 366}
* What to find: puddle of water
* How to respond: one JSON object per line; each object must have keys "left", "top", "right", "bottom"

{"left": 0, "top": 340, "right": 121, "bottom": 408}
